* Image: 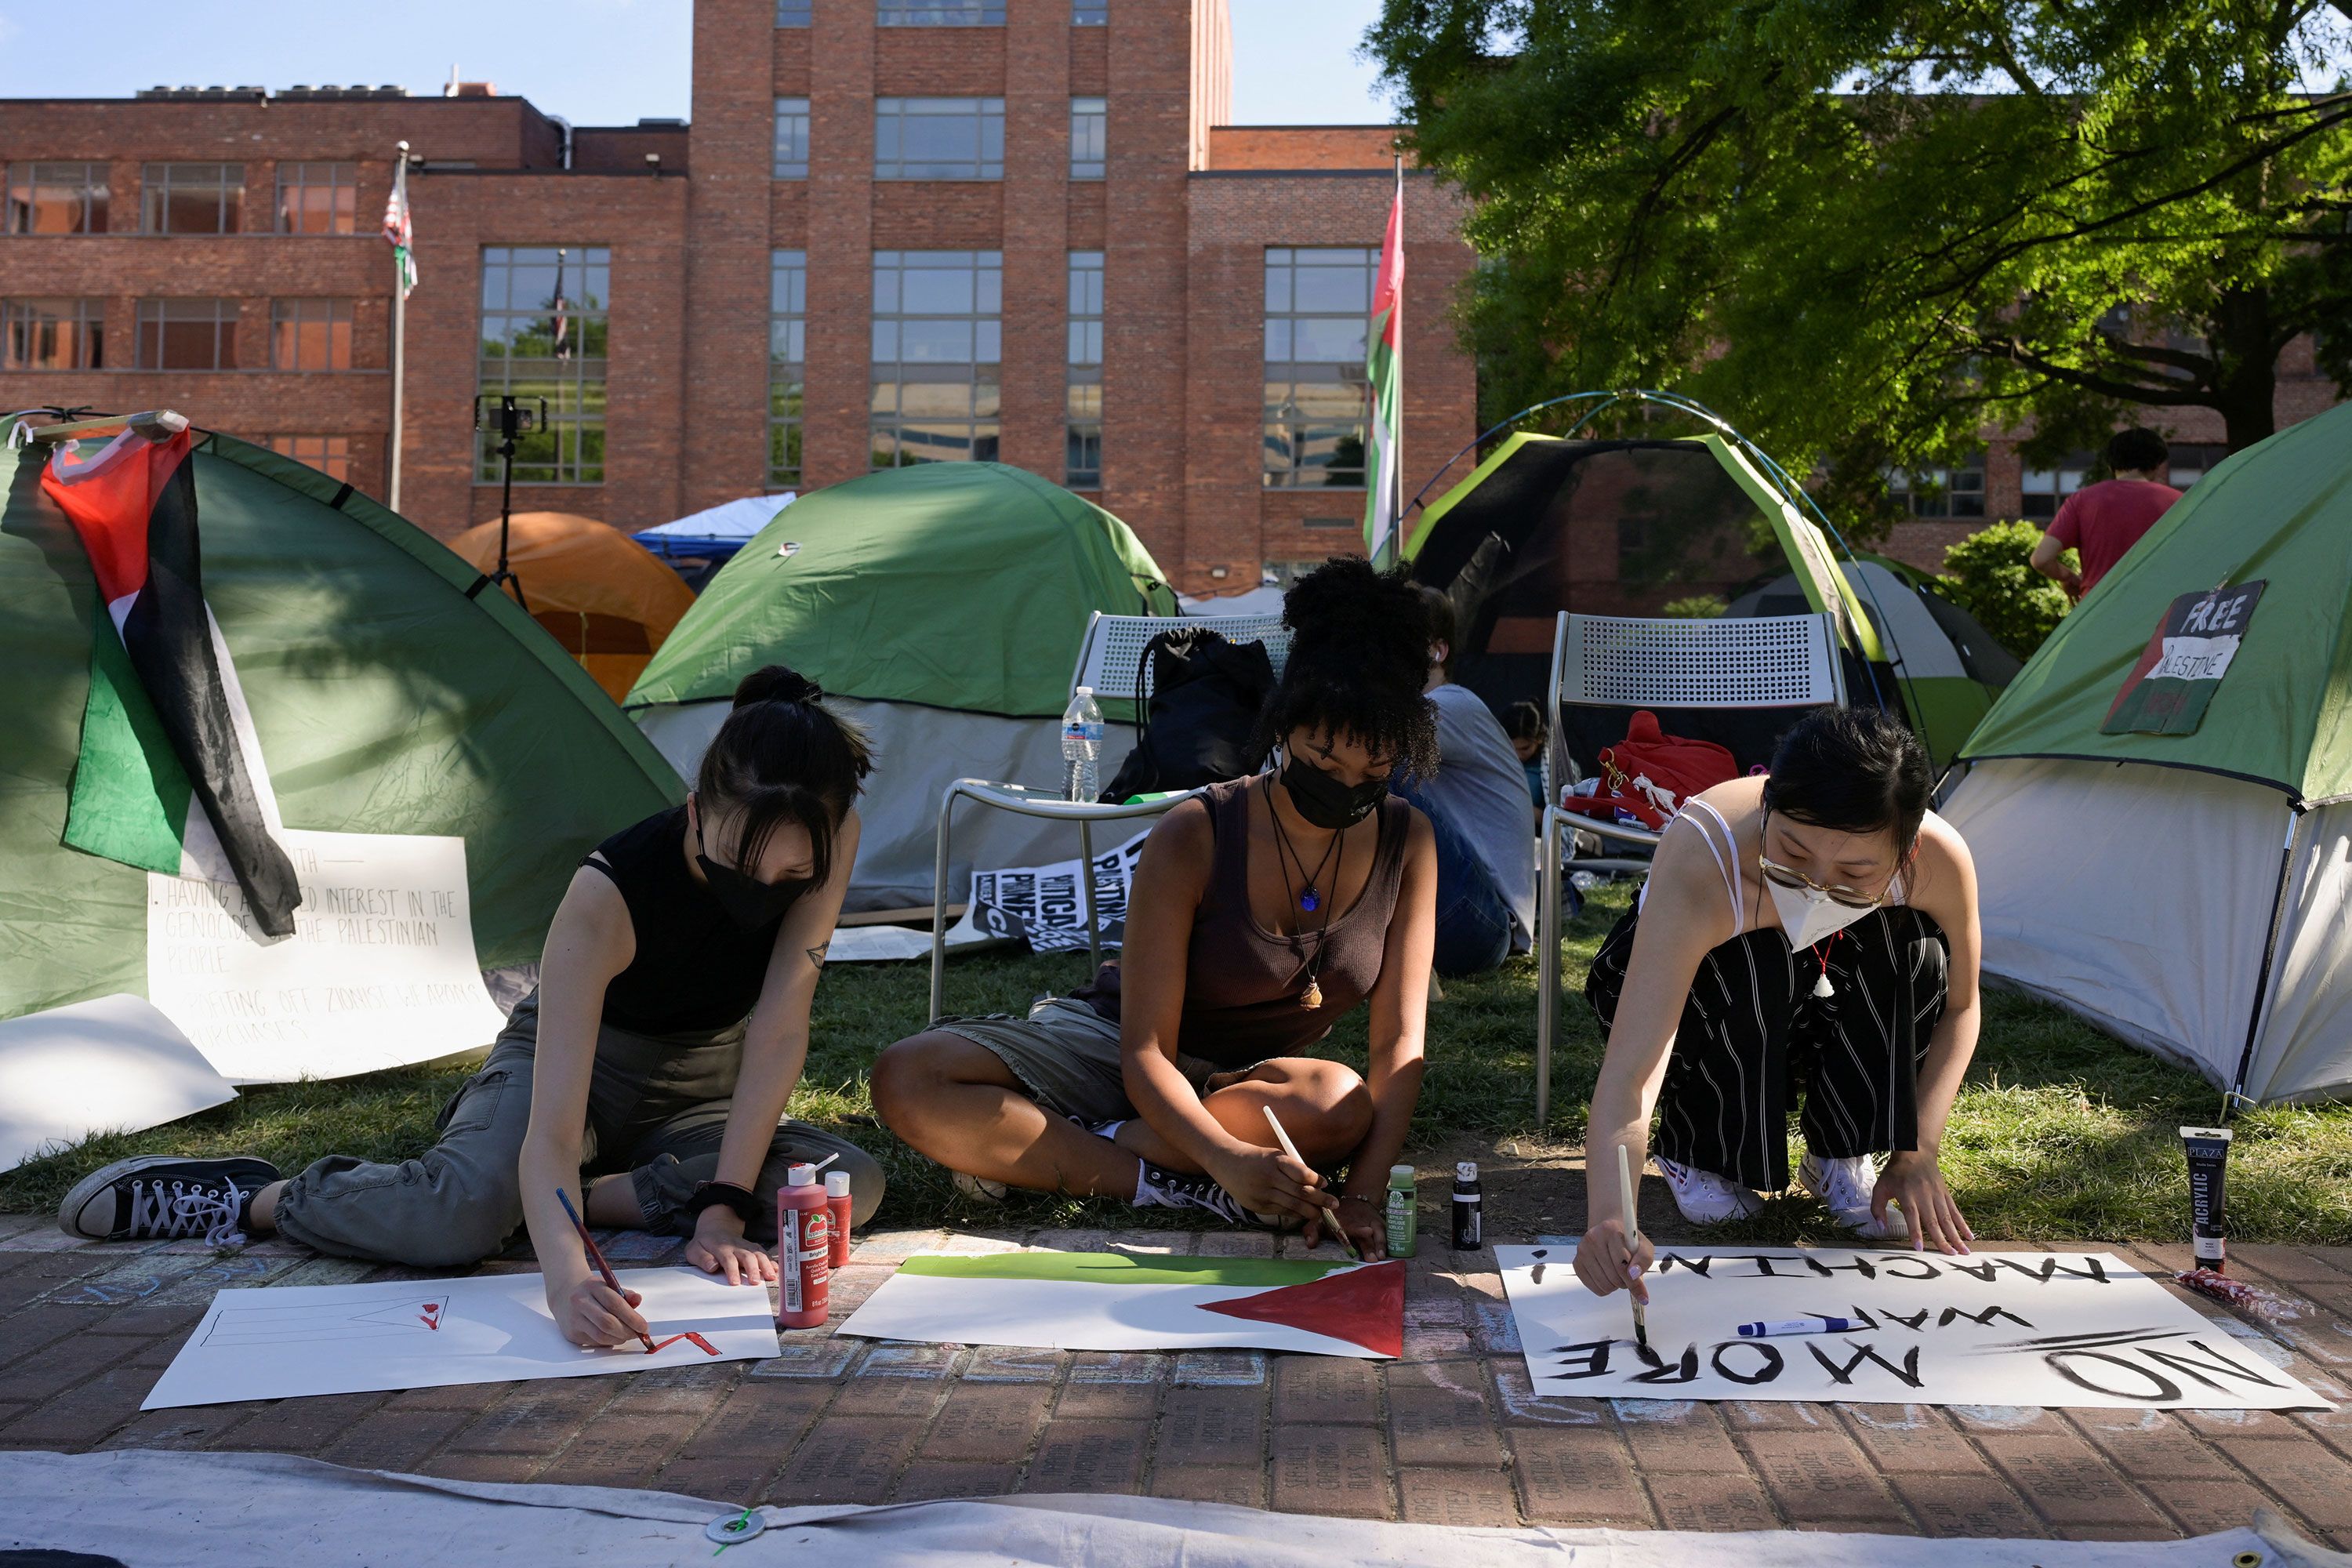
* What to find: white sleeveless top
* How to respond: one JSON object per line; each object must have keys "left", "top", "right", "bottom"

{"left": 1637, "top": 798, "right": 1905, "bottom": 935}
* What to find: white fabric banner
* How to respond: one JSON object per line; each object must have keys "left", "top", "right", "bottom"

{"left": 145, "top": 829, "right": 508, "bottom": 1083}
{"left": 1497, "top": 1243, "right": 2332, "bottom": 1411}
{"left": 0, "top": 994, "right": 236, "bottom": 1171}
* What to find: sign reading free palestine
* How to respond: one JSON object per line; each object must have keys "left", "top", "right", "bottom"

{"left": 2103, "top": 580, "right": 2266, "bottom": 737}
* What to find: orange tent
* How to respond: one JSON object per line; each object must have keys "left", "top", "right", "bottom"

{"left": 451, "top": 512, "right": 696, "bottom": 702}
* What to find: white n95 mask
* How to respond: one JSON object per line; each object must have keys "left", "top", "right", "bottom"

{"left": 1766, "top": 876, "right": 1876, "bottom": 952}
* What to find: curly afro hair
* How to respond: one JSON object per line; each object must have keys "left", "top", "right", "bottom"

{"left": 1253, "top": 557, "right": 1440, "bottom": 780}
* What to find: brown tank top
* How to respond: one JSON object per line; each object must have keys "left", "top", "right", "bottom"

{"left": 1076, "top": 775, "right": 1411, "bottom": 1067}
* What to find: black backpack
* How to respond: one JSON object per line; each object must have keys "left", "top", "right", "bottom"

{"left": 1098, "top": 626, "right": 1278, "bottom": 802}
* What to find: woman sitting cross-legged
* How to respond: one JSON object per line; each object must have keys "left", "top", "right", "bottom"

{"left": 872, "top": 560, "right": 1439, "bottom": 1257}
{"left": 1573, "top": 706, "right": 1984, "bottom": 1306}
{"left": 57, "top": 666, "right": 887, "bottom": 1348}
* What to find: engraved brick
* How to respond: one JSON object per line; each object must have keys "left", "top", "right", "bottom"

{"left": 1742, "top": 1430, "right": 1912, "bottom": 1525}
{"left": 1396, "top": 1464, "right": 1519, "bottom": 1526}
{"left": 918, "top": 1381, "right": 1051, "bottom": 1462}
{"left": 770, "top": 1414, "right": 921, "bottom": 1504}
{"left": 1024, "top": 1417, "right": 1148, "bottom": 1492}
{"left": 1149, "top": 1461, "right": 1265, "bottom": 1508}
{"left": 1512, "top": 1422, "right": 1650, "bottom": 1526}
{"left": 1156, "top": 1385, "right": 1265, "bottom": 1468}
{"left": 894, "top": 1461, "right": 1018, "bottom": 1501}
{"left": 1645, "top": 1465, "right": 1778, "bottom": 1530}
{"left": 1271, "top": 1423, "right": 1388, "bottom": 1518}
{"left": 1272, "top": 1355, "right": 1378, "bottom": 1425}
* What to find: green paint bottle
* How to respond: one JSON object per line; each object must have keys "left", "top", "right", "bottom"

{"left": 1385, "top": 1164, "right": 1417, "bottom": 1258}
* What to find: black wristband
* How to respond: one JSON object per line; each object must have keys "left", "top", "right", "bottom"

{"left": 686, "top": 1181, "right": 761, "bottom": 1225}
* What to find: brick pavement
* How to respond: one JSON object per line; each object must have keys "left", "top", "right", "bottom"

{"left": 0, "top": 1210, "right": 2347, "bottom": 1545}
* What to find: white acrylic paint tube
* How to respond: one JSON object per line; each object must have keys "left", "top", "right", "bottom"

{"left": 2180, "top": 1125, "right": 2234, "bottom": 1269}
{"left": 1736, "top": 1316, "right": 1867, "bottom": 1338}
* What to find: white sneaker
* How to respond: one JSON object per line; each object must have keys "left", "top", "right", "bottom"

{"left": 952, "top": 1170, "right": 1009, "bottom": 1203}
{"left": 1653, "top": 1156, "right": 1764, "bottom": 1224}
{"left": 1798, "top": 1152, "right": 1907, "bottom": 1240}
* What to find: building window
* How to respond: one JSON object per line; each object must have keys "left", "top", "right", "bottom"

{"left": 774, "top": 98, "right": 811, "bottom": 180}
{"left": 2, "top": 298, "right": 103, "bottom": 369}
{"left": 1263, "top": 246, "right": 1374, "bottom": 488}
{"left": 2020, "top": 450, "right": 2093, "bottom": 521}
{"left": 2167, "top": 443, "right": 2226, "bottom": 488}
{"left": 477, "top": 245, "right": 609, "bottom": 485}
{"left": 1070, "top": 97, "right": 1107, "bottom": 180}
{"left": 776, "top": 0, "right": 811, "bottom": 23}
{"left": 5, "top": 162, "right": 108, "bottom": 234}
{"left": 1073, "top": 0, "right": 1108, "bottom": 22}
{"left": 275, "top": 162, "right": 357, "bottom": 234}
{"left": 875, "top": 98, "right": 1004, "bottom": 180}
{"left": 269, "top": 299, "right": 354, "bottom": 370}
{"left": 268, "top": 435, "right": 354, "bottom": 481}
{"left": 1884, "top": 459, "right": 1987, "bottom": 520}
{"left": 135, "top": 299, "right": 238, "bottom": 370}
{"left": 878, "top": 0, "right": 1004, "bottom": 22}
{"left": 1066, "top": 250, "right": 1103, "bottom": 488}
{"left": 770, "top": 249, "right": 806, "bottom": 488}
{"left": 871, "top": 249, "right": 1000, "bottom": 467}
{"left": 141, "top": 163, "right": 245, "bottom": 234}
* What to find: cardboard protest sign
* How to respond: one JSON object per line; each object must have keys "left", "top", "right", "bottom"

{"left": 1497, "top": 1243, "right": 2332, "bottom": 1411}
{"left": 2102, "top": 580, "right": 2265, "bottom": 737}
{"left": 947, "top": 829, "right": 1149, "bottom": 954}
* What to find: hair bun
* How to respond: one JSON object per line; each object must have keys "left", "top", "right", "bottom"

{"left": 733, "top": 664, "right": 823, "bottom": 709}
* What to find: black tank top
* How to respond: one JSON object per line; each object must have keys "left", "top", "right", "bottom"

{"left": 581, "top": 807, "right": 782, "bottom": 1035}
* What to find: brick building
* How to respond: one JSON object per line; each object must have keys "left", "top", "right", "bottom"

{"left": 0, "top": 1, "right": 1477, "bottom": 595}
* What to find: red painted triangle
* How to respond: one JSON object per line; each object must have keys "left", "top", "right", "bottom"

{"left": 1198, "top": 1261, "right": 1403, "bottom": 1357}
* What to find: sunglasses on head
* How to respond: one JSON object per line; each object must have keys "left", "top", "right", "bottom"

{"left": 1755, "top": 853, "right": 1891, "bottom": 909}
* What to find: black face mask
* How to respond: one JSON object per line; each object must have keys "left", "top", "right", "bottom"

{"left": 1279, "top": 750, "right": 1388, "bottom": 831}
{"left": 695, "top": 816, "right": 811, "bottom": 931}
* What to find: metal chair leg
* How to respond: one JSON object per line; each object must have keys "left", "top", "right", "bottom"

{"left": 929, "top": 785, "right": 959, "bottom": 1025}
{"left": 1077, "top": 815, "right": 1100, "bottom": 981}
{"left": 1536, "top": 805, "right": 1559, "bottom": 1127}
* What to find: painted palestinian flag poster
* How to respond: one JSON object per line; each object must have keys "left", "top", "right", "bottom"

{"left": 838, "top": 1251, "right": 1403, "bottom": 1359}
{"left": 2102, "top": 580, "right": 2266, "bottom": 739}
{"left": 42, "top": 428, "right": 300, "bottom": 935}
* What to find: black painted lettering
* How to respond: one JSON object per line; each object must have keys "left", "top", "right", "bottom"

{"left": 1651, "top": 1254, "right": 1715, "bottom": 1278}
{"left": 2046, "top": 1350, "right": 2182, "bottom": 1403}
{"left": 1994, "top": 1257, "right": 2110, "bottom": 1284}
{"left": 1746, "top": 1255, "right": 1799, "bottom": 1277}
{"left": 1937, "top": 1305, "right": 2033, "bottom": 1329}
{"left": 1803, "top": 1255, "right": 1877, "bottom": 1279}
{"left": 1710, "top": 1341, "right": 1784, "bottom": 1386}
{"left": 1628, "top": 1345, "right": 1703, "bottom": 1385}
{"left": 1875, "top": 1257, "right": 1942, "bottom": 1280}
{"left": 2141, "top": 1340, "right": 2292, "bottom": 1393}
{"left": 1551, "top": 1340, "right": 1615, "bottom": 1381}
{"left": 1947, "top": 1260, "right": 2002, "bottom": 1283}
{"left": 1882, "top": 1308, "right": 1932, "bottom": 1331}
{"left": 1806, "top": 1341, "right": 1926, "bottom": 1388}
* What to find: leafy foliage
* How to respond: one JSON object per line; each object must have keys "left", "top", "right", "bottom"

{"left": 1938, "top": 519, "right": 2075, "bottom": 659}
{"left": 1661, "top": 593, "right": 1731, "bottom": 618}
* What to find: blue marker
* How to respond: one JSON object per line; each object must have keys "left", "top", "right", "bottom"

{"left": 1737, "top": 1316, "right": 1866, "bottom": 1338}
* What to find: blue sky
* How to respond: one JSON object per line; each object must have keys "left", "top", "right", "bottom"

{"left": 0, "top": 0, "right": 1394, "bottom": 127}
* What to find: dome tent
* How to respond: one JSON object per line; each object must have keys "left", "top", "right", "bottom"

{"left": 625, "top": 463, "right": 1176, "bottom": 912}
{"left": 450, "top": 511, "right": 696, "bottom": 701}
{"left": 0, "top": 426, "right": 681, "bottom": 1035}
{"left": 1941, "top": 401, "right": 2352, "bottom": 1106}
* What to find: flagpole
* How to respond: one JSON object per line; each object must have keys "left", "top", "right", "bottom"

{"left": 1390, "top": 154, "right": 1403, "bottom": 566}
{"left": 389, "top": 141, "right": 409, "bottom": 514}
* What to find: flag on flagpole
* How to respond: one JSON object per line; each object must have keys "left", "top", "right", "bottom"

{"left": 1361, "top": 160, "right": 1406, "bottom": 567}
{"left": 382, "top": 163, "right": 419, "bottom": 299}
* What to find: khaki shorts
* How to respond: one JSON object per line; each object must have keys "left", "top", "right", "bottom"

{"left": 937, "top": 997, "right": 1226, "bottom": 1125}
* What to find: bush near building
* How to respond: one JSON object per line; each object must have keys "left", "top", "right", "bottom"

{"left": 1939, "top": 520, "right": 2074, "bottom": 662}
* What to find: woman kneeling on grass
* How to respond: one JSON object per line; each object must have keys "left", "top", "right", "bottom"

{"left": 1575, "top": 706, "right": 1984, "bottom": 1308}
{"left": 873, "top": 559, "right": 1439, "bottom": 1257}
{"left": 59, "top": 666, "right": 887, "bottom": 1348}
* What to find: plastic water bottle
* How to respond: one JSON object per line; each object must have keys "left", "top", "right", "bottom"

{"left": 1061, "top": 686, "right": 1104, "bottom": 803}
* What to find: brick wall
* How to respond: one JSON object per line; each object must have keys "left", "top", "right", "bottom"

{"left": 1207, "top": 125, "right": 1401, "bottom": 170}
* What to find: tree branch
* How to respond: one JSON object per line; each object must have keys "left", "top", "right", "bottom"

{"left": 1975, "top": 336, "right": 2215, "bottom": 405}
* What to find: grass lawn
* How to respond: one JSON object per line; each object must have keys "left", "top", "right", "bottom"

{"left": 7, "top": 883, "right": 2349, "bottom": 1246}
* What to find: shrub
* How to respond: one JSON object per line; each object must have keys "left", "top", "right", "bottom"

{"left": 1938, "top": 520, "right": 2074, "bottom": 661}
{"left": 1661, "top": 593, "right": 1729, "bottom": 619}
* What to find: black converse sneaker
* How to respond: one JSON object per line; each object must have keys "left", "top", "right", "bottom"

{"left": 58, "top": 1156, "right": 281, "bottom": 1246}
{"left": 1137, "top": 1162, "right": 1289, "bottom": 1230}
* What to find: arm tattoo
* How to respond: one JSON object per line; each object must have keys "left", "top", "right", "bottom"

{"left": 806, "top": 942, "right": 829, "bottom": 973}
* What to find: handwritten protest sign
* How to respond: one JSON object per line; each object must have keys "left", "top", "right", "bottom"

{"left": 146, "top": 829, "right": 507, "bottom": 1083}
{"left": 949, "top": 829, "right": 1149, "bottom": 954}
{"left": 1497, "top": 1244, "right": 2332, "bottom": 1411}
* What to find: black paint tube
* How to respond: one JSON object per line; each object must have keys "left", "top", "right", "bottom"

{"left": 2180, "top": 1125, "right": 2234, "bottom": 1270}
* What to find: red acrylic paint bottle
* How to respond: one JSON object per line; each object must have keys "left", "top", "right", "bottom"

{"left": 776, "top": 1163, "right": 830, "bottom": 1330}
{"left": 824, "top": 1170, "right": 852, "bottom": 1270}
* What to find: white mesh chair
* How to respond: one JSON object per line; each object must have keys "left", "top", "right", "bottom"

{"left": 929, "top": 610, "right": 1292, "bottom": 1020}
{"left": 1533, "top": 612, "right": 1846, "bottom": 1121}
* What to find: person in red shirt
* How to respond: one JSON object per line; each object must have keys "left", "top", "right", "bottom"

{"left": 2029, "top": 427, "right": 2183, "bottom": 597}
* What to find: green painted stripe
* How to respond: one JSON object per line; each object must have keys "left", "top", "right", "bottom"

{"left": 898, "top": 1252, "right": 1344, "bottom": 1287}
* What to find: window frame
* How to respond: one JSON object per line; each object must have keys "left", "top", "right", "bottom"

{"left": 476, "top": 245, "right": 612, "bottom": 485}
{"left": 5, "top": 162, "right": 109, "bottom": 235}
{"left": 775, "top": 0, "right": 812, "bottom": 24}
{"left": 877, "top": 0, "right": 1006, "bottom": 23}
{"left": 1261, "top": 245, "right": 1376, "bottom": 490}
{"left": 268, "top": 298, "right": 355, "bottom": 372}
{"left": 267, "top": 434, "right": 355, "bottom": 481}
{"left": 274, "top": 162, "right": 358, "bottom": 234}
{"left": 134, "top": 297, "right": 239, "bottom": 371}
{"left": 773, "top": 97, "right": 811, "bottom": 180}
{"left": 873, "top": 97, "right": 1006, "bottom": 181}
{"left": 1073, "top": 0, "right": 1109, "bottom": 22}
{"left": 1883, "top": 458, "right": 1988, "bottom": 521}
{"left": 769, "top": 249, "right": 807, "bottom": 488}
{"left": 1069, "top": 97, "right": 1108, "bottom": 181}
{"left": 870, "top": 248, "right": 1003, "bottom": 469}
{"left": 1065, "top": 250, "right": 1103, "bottom": 488}
{"left": 141, "top": 162, "right": 245, "bottom": 235}
{"left": 1, "top": 297, "right": 105, "bottom": 370}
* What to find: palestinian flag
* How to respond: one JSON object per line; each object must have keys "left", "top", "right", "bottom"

{"left": 838, "top": 1250, "right": 1403, "bottom": 1359}
{"left": 1360, "top": 162, "right": 1406, "bottom": 568}
{"left": 43, "top": 428, "right": 302, "bottom": 937}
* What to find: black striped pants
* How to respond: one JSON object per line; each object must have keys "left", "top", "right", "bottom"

{"left": 1586, "top": 905, "right": 1950, "bottom": 1192}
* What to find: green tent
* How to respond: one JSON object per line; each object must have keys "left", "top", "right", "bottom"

{"left": 627, "top": 463, "right": 1176, "bottom": 910}
{"left": 1944, "top": 401, "right": 2352, "bottom": 1103}
{"left": 2, "top": 427, "right": 681, "bottom": 1052}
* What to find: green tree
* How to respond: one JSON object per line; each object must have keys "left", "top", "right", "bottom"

{"left": 1370, "top": 2, "right": 2352, "bottom": 535}
{"left": 1938, "top": 520, "right": 2075, "bottom": 659}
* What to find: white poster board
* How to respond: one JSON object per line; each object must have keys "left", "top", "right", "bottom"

{"left": 0, "top": 994, "right": 237, "bottom": 1170}
{"left": 946, "top": 829, "right": 1150, "bottom": 953}
{"left": 143, "top": 1266, "right": 779, "bottom": 1410}
{"left": 1497, "top": 1243, "right": 2333, "bottom": 1411}
{"left": 146, "top": 829, "right": 509, "bottom": 1083}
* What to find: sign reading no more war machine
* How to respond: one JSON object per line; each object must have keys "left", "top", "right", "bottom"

{"left": 1496, "top": 1244, "right": 2332, "bottom": 1411}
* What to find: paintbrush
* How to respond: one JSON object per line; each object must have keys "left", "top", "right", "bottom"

{"left": 1615, "top": 1143, "right": 1651, "bottom": 1359}
{"left": 556, "top": 1187, "right": 659, "bottom": 1355}
{"left": 1264, "top": 1105, "right": 1359, "bottom": 1261}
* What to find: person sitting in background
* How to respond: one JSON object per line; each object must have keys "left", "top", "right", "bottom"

{"left": 1504, "top": 700, "right": 1548, "bottom": 811}
{"left": 2029, "top": 427, "right": 2183, "bottom": 598}
{"left": 1393, "top": 587, "right": 1537, "bottom": 976}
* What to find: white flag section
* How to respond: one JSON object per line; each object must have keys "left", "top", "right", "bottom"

{"left": 0, "top": 995, "right": 236, "bottom": 1171}
{"left": 146, "top": 829, "right": 508, "bottom": 1083}
{"left": 839, "top": 1250, "right": 1404, "bottom": 1358}
{"left": 946, "top": 829, "right": 1149, "bottom": 954}
{"left": 143, "top": 1267, "right": 779, "bottom": 1410}
{"left": 1497, "top": 1244, "right": 2332, "bottom": 1411}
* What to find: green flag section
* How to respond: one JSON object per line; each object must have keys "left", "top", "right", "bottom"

{"left": 1962, "top": 402, "right": 2352, "bottom": 804}
{"left": 1, "top": 427, "right": 681, "bottom": 1022}
{"left": 627, "top": 463, "right": 1175, "bottom": 722}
